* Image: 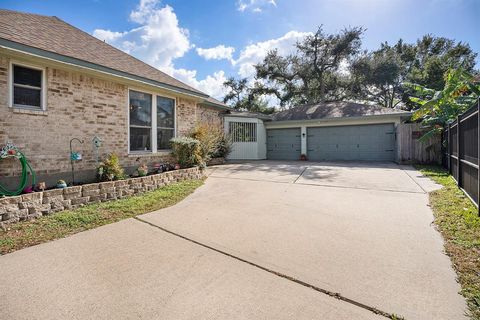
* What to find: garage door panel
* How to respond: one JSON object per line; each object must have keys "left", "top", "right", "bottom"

{"left": 267, "top": 128, "right": 301, "bottom": 160}
{"left": 307, "top": 124, "right": 395, "bottom": 161}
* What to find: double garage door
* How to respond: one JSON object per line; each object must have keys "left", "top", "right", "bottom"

{"left": 267, "top": 123, "right": 395, "bottom": 161}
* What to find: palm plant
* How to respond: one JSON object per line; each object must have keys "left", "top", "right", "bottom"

{"left": 406, "top": 68, "right": 480, "bottom": 140}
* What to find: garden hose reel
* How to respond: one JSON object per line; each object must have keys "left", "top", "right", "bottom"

{"left": 0, "top": 142, "right": 36, "bottom": 197}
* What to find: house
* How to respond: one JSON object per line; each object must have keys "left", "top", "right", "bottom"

{"left": 0, "top": 10, "right": 228, "bottom": 188}
{"left": 224, "top": 102, "right": 412, "bottom": 162}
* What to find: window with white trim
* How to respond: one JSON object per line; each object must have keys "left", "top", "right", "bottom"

{"left": 129, "top": 90, "right": 152, "bottom": 152}
{"left": 157, "top": 96, "right": 175, "bottom": 150}
{"left": 11, "top": 64, "right": 44, "bottom": 110}
{"left": 129, "top": 90, "right": 176, "bottom": 153}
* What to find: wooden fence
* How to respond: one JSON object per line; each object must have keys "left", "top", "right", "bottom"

{"left": 396, "top": 123, "right": 442, "bottom": 164}
{"left": 444, "top": 99, "right": 480, "bottom": 211}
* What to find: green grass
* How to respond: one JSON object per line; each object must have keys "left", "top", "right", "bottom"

{"left": 415, "top": 165, "right": 480, "bottom": 319}
{"left": 0, "top": 179, "right": 204, "bottom": 255}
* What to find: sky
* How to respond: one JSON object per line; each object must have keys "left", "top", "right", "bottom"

{"left": 2, "top": 0, "right": 479, "bottom": 101}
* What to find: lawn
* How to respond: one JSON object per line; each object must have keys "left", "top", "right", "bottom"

{"left": 415, "top": 165, "right": 480, "bottom": 320}
{"left": 0, "top": 179, "right": 204, "bottom": 255}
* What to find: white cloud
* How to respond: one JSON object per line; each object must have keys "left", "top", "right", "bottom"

{"left": 196, "top": 45, "right": 235, "bottom": 63}
{"left": 233, "top": 30, "right": 311, "bottom": 78}
{"left": 93, "top": 0, "right": 190, "bottom": 72}
{"left": 173, "top": 69, "right": 228, "bottom": 100}
{"left": 237, "top": 0, "right": 277, "bottom": 12}
{"left": 92, "top": 0, "right": 227, "bottom": 99}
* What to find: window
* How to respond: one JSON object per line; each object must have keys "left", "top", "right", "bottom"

{"left": 129, "top": 90, "right": 152, "bottom": 152}
{"left": 11, "top": 64, "right": 44, "bottom": 110}
{"left": 229, "top": 122, "right": 257, "bottom": 142}
{"left": 128, "top": 90, "right": 176, "bottom": 153}
{"left": 157, "top": 96, "right": 175, "bottom": 150}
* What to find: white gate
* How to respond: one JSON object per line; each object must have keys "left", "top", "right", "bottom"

{"left": 224, "top": 116, "right": 266, "bottom": 160}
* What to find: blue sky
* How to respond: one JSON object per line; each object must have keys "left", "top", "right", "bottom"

{"left": 2, "top": 0, "right": 479, "bottom": 99}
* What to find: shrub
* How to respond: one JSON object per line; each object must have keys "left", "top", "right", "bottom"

{"left": 170, "top": 137, "right": 201, "bottom": 168}
{"left": 212, "top": 134, "right": 233, "bottom": 158}
{"left": 189, "top": 122, "right": 232, "bottom": 162}
{"left": 97, "top": 153, "right": 126, "bottom": 181}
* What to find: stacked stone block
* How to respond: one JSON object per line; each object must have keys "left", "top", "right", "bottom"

{"left": 0, "top": 167, "right": 203, "bottom": 226}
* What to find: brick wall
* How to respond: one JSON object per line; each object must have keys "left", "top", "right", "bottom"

{"left": 0, "top": 167, "right": 204, "bottom": 226}
{"left": 198, "top": 105, "right": 224, "bottom": 127}
{"left": 0, "top": 54, "right": 224, "bottom": 186}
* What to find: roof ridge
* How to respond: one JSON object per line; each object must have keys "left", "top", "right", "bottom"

{"left": 0, "top": 8, "right": 56, "bottom": 19}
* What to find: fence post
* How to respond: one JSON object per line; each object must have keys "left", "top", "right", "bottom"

{"left": 447, "top": 122, "right": 451, "bottom": 173}
{"left": 478, "top": 101, "right": 480, "bottom": 216}
{"left": 457, "top": 115, "right": 462, "bottom": 187}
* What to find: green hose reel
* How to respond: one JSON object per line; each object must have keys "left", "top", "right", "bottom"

{"left": 0, "top": 142, "right": 36, "bottom": 197}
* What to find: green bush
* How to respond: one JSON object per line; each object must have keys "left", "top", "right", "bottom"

{"left": 171, "top": 137, "right": 202, "bottom": 168}
{"left": 97, "top": 153, "right": 126, "bottom": 181}
{"left": 189, "top": 122, "right": 232, "bottom": 162}
{"left": 212, "top": 135, "right": 233, "bottom": 158}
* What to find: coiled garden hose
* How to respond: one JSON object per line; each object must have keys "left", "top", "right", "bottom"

{"left": 0, "top": 143, "right": 36, "bottom": 197}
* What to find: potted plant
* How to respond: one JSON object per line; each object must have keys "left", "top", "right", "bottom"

{"left": 56, "top": 180, "right": 67, "bottom": 189}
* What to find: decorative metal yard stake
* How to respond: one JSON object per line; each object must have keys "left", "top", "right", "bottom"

{"left": 70, "top": 138, "right": 84, "bottom": 186}
{"left": 92, "top": 135, "right": 103, "bottom": 166}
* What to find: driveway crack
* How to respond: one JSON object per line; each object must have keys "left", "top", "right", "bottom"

{"left": 133, "top": 216, "right": 404, "bottom": 320}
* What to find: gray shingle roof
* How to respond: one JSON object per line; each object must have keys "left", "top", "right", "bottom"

{"left": 272, "top": 101, "right": 410, "bottom": 122}
{"left": 0, "top": 9, "right": 206, "bottom": 97}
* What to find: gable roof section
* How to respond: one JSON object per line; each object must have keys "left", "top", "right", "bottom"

{"left": 0, "top": 9, "right": 209, "bottom": 98}
{"left": 272, "top": 101, "right": 411, "bottom": 122}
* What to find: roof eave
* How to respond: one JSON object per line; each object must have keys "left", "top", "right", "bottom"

{"left": 199, "top": 100, "right": 231, "bottom": 110}
{"left": 0, "top": 38, "right": 209, "bottom": 99}
{"left": 271, "top": 112, "right": 413, "bottom": 124}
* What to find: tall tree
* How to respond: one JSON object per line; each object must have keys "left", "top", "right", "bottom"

{"left": 350, "top": 36, "right": 477, "bottom": 109}
{"left": 254, "top": 26, "right": 364, "bottom": 107}
{"left": 223, "top": 77, "right": 275, "bottom": 114}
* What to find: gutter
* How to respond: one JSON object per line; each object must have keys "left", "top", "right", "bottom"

{"left": 0, "top": 38, "right": 210, "bottom": 99}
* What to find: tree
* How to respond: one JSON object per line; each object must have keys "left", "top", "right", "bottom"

{"left": 254, "top": 26, "right": 364, "bottom": 107}
{"left": 223, "top": 77, "right": 275, "bottom": 114}
{"left": 350, "top": 36, "right": 477, "bottom": 109}
{"left": 407, "top": 68, "right": 480, "bottom": 139}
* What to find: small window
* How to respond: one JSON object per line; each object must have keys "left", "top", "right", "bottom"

{"left": 157, "top": 96, "right": 175, "bottom": 150}
{"left": 129, "top": 90, "right": 152, "bottom": 152}
{"left": 12, "top": 64, "right": 43, "bottom": 109}
{"left": 229, "top": 122, "right": 257, "bottom": 142}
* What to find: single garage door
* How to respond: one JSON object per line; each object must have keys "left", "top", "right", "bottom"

{"left": 307, "top": 124, "right": 395, "bottom": 161}
{"left": 267, "top": 128, "right": 301, "bottom": 160}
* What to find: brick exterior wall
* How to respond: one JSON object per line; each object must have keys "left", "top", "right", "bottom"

{"left": 198, "top": 105, "right": 224, "bottom": 127}
{"left": 0, "top": 54, "right": 224, "bottom": 186}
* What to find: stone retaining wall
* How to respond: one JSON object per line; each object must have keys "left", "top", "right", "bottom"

{"left": 0, "top": 167, "right": 203, "bottom": 226}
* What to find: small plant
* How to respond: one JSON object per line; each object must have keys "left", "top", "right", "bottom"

{"left": 56, "top": 180, "right": 67, "bottom": 189}
{"left": 136, "top": 164, "right": 148, "bottom": 177}
{"left": 97, "top": 153, "right": 126, "bottom": 181}
{"left": 170, "top": 137, "right": 202, "bottom": 168}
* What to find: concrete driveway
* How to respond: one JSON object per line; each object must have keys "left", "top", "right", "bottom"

{"left": 0, "top": 161, "right": 466, "bottom": 319}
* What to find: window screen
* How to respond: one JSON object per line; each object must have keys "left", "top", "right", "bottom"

{"left": 12, "top": 65, "right": 43, "bottom": 109}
